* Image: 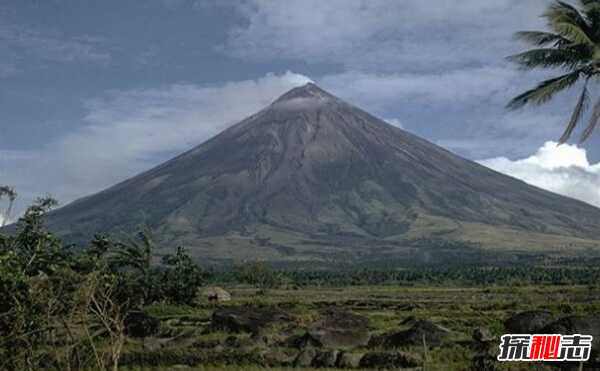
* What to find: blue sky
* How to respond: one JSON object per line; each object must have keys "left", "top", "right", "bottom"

{"left": 3, "top": 0, "right": 600, "bottom": 219}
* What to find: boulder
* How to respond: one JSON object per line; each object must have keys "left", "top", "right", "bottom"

{"left": 306, "top": 308, "right": 370, "bottom": 348}
{"left": 542, "top": 315, "right": 600, "bottom": 352}
{"left": 261, "top": 348, "right": 296, "bottom": 367}
{"left": 337, "top": 351, "right": 364, "bottom": 368}
{"left": 285, "top": 333, "right": 321, "bottom": 349}
{"left": 504, "top": 310, "right": 554, "bottom": 334}
{"left": 212, "top": 307, "right": 292, "bottom": 334}
{"left": 359, "top": 351, "right": 421, "bottom": 369}
{"left": 197, "top": 287, "right": 231, "bottom": 303}
{"left": 223, "top": 335, "right": 242, "bottom": 348}
{"left": 470, "top": 354, "right": 499, "bottom": 371}
{"left": 142, "top": 337, "right": 167, "bottom": 352}
{"left": 295, "top": 348, "right": 318, "bottom": 367}
{"left": 191, "top": 339, "right": 221, "bottom": 349}
{"left": 312, "top": 350, "right": 339, "bottom": 368}
{"left": 124, "top": 311, "right": 160, "bottom": 338}
{"left": 471, "top": 329, "right": 500, "bottom": 371}
{"left": 380, "top": 319, "right": 450, "bottom": 348}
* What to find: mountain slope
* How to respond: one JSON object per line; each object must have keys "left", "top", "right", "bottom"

{"left": 45, "top": 83, "right": 600, "bottom": 266}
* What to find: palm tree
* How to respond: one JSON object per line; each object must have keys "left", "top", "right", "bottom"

{"left": 110, "top": 229, "right": 154, "bottom": 276}
{"left": 508, "top": 0, "right": 600, "bottom": 143}
{"left": 108, "top": 229, "right": 156, "bottom": 304}
{"left": 0, "top": 186, "right": 16, "bottom": 227}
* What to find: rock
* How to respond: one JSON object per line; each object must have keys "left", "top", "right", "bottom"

{"left": 397, "top": 303, "right": 423, "bottom": 311}
{"left": 473, "top": 327, "right": 494, "bottom": 343}
{"left": 306, "top": 308, "right": 370, "bottom": 348}
{"left": 504, "top": 310, "right": 554, "bottom": 334}
{"left": 285, "top": 333, "right": 321, "bottom": 349}
{"left": 359, "top": 351, "right": 421, "bottom": 369}
{"left": 470, "top": 354, "right": 499, "bottom": 371}
{"left": 295, "top": 348, "right": 318, "bottom": 367}
{"left": 124, "top": 311, "right": 160, "bottom": 338}
{"left": 224, "top": 335, "right": 242, "bottom": 348}
{"left": 471, "top": 335, "right": 500, "bottom": 371}
{"left": 262, "top": 348, "right": 296, "bottom": 367}
{"left": 191, "top": 339, "right": 221, "bottom": 349}
{"left": 251, "top": 329, "right": 287, "bottom": 347}
{"left": 380, "top": 320, "right": 450, "bottom": 348}
{"left": 542, "top": 315, "right": 600, "bottom": 352}
{"left": 337, "top": 351, "right": 364, "bottom": 368}
{"left": 142, "top": 337, "right": 166, "bottom": 352}
{"left": 312, "top": 350, "right": 339, "bottom": 367}
{"left": 222, "top": 334, "right": 263, "bottom": 351}
{"left": 212, "top": 307, "right": 292, "bottom": 334}
{"left": 197, "top": 287, "right": 231, "bottom": 303}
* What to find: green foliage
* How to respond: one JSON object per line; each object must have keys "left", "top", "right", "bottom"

{"left": 508, "top": 0, "right": 600, "bottom": 143}
{"left": 234, "top": 261, "right": 283, "bottom": 290}
{"left": 207, "top": 266, "right": 600, "bottom": 287}
{"left": 108, "top": 229, "right": 162, "bottom": 306}
{"left": 0, "top": 197, "right": 82, "bottom": 369}
{"left": 160, "top": 246, "right": 205, "bottom": 305}
{"left": 110, "top": 229, "right": 154, "bottom": 276}
{"left": 0, "top": 195, "right": 134, "bottom": 370}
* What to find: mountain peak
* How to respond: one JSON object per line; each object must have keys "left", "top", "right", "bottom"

{"left": 273, "top": 82, "right": 336, "bottom": 105}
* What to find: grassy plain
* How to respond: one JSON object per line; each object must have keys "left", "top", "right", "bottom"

{"left": 117, "top": 284, "right": 600, "bottom": 371}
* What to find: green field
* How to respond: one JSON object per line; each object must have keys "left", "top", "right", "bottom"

{"left": 112, "top": 284, "right": 600, "bottom": 371}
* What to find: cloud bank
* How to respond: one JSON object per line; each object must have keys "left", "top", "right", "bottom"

{"left": 480, "top": 142, "right": 600, "bottom": 208}
{"left": 223, "top": 0, "right": 546, "bottom": 72}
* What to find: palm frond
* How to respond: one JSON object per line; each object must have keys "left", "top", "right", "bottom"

{"left": 580, "top": 96, "right": 600, "bottom": 142}
{"left": 507, "top": 48, "right": 587, "bottom": 70}
{"left": 545, "top": 1, "right": 595, "bottom": 46}
{"left": 582, "top": 1, "right": 600, "bottom": 33}
{"left": 507, "top": 70, "right": 583, "bottom": 110}
{"left": 559, "top": 78, "right": 590, "bottom": 143}
{"left": 515, "top": 31, "right": 572, "bottom": 47}
{"left": 554, "top": 21, "right": 596, "bottom": 45}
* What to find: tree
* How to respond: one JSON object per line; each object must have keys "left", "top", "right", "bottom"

{"left": 0, "top": 196, "right": 132, "bottom": 371}
{"left": 508, "top": 0, "right": 600, "bottom": 143}
{"left": 108, "top": 229, "right": 162, "bottom": 306}
{"left": 235, "top": 261, "right": 282, "bottom": 291}
{"left": 109, "top": 229, "right": 154, "bottom": 277}
{"left": 160, "top": 246, "right": 205, "bottom": 305}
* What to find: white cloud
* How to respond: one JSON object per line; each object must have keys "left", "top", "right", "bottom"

{"left": 320, "top": 67, "right": 519, "bottom": 109}
{"left": 384, "top": 118, "right": 403, "bottom": 129}
{"left": 0, "top": 72, "right": 312, "bottom": 215}
{"left": 0, "top": 22, "right": 111, "bottom": 75}
{"left": 222, "top": 0, "right": 547, "bottom": 71}
{"left": 479, "top": 142, "right": 600, "bottom": 208}
{"left": 437, "top": 108, "right": 571, "bottom": 160}
{"left": 0, "top": 214, "right": 12, "bottom": 227}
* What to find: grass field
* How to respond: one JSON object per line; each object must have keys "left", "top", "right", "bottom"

{"left": 116, "top": 284, "right": 600, "bottom": 371}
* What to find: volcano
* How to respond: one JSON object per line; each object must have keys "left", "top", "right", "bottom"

{"left": 45, "top": 83, "right": 600, "bottom": 266}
